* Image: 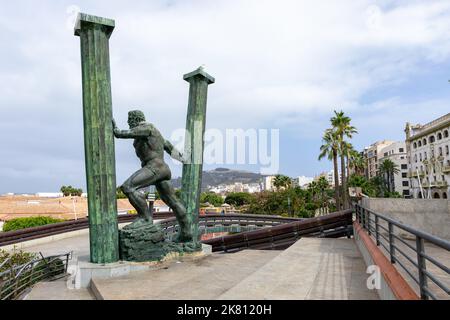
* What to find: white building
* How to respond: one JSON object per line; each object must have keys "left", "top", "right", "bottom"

{"left": 405, "top": 113, "right": 450, "bottom": 199}
{"left": 35, "top": 193, "right": 63, "bottom": 198}
{"left": 292, "top": 176, "right": 314, "bottom": 189}
{"left": 378, "top": 141, "right": 409, "bottom": 197}
{"left": 264, "top": 175, "right": 276, "bottom": 191}
{"left": 363, "top": 140, "right": 396, "bottom": 179}
{"left": 316, "top": 170, "right": 341, "bottom": 187}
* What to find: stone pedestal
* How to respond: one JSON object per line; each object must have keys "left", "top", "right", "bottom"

{"left": 119, "top": 221, "right": 202, "bottom": 262}
{"left": 75, "top": 244, "right": 212, "bottom": 288}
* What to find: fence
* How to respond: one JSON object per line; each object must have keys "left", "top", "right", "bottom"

{"left": 0, "top": 252, "right": 71, "bottom": 300}
{"left": 355, "top": 204, "right": 450, "bottom": 300}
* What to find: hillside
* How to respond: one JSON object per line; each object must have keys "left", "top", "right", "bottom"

{"left": 171, "top": 168, "right": 265, "bottom": 191}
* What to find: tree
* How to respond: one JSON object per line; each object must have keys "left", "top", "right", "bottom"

{"left": 225, "top": 192, "right": 255, "bottom": 207}
{"left": 378, "top": 159, "right": 400, "bottom": 193}
{"left": 331, "top": 110, "right": 358, "bottom": 210}
{"left": 116, "top": 187, "right": 127, "bottom": 199}
{"left": 60, "top": 185, "right": 83, "bottom": 197}
{"left": 273, "top": 175, "right": 292, "bottom": 191}
{"left": 348, "top": 148, "right": 366, "bottom": 176}
{"left": 319, "top": 128, "right": 341, "bottom": 210}
{"left": 200, "top": 192, "right": 224, "bottom": 207}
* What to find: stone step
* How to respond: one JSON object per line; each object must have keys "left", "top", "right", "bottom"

{"left": 218, "top": 238, "right": 379, "bottom": 300}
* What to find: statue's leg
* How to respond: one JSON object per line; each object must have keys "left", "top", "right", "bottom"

{"left": 121, "top": 167, "right": 159, "bottom": 222}
{"left": 156, "top": 180, "right": 193, "bottom": 242}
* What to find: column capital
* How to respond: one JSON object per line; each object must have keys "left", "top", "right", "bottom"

{"left": 74, "top": 13, "right": 115, "bottom": 37}
{"left": 183, "top": 66, "right": 215, "bottom": 84}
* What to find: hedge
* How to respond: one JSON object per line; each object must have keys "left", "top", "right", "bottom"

{"left": 2, "top": 216, "right": 65, "bottom": 232}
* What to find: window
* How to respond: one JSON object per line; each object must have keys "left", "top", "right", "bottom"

{"left": 444, "top": 130, "right": 449, "bottom": 138}
{"left": 418, "top": 141, "right": 422, "bottom": 147}
{"left": 401, "top": 164, "right": 407, "bottom": 169}
{"left": 423, "top": 138, "right": 427, "bottom": 145}
{"left": 384, "top": 152, "right": 388, "bottom": 157}
{"left": 446, "top": 145, "right": 449, "bottom": 155}
{"left": 402, "top": 181, "right": 409, "bottom": 187}
{"left": 414, "top": 154, "right": 417, "bottom": 163}
{"left": 429, "top": 136, "right": 435, "bottom": 143}
{"left": 439, "top": 147, "right": 443, "bottom": 156}
{"left": 399, "top": 148, "right": 404, "bottom": 152}
{"left": 413, "top": 142, "right": 417, "bottom": 149}
{"left": 402, "top": 172, "right": 407, "bottom": 178}
{"left": 403, "top": 190, "right": 410, "bottom": 196}
{"left": 438, "top": 132, "right": 442, "bottom": 140}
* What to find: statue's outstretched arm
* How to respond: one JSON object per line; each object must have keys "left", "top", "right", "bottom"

{"left": 112, "top": 119, "right": 150, "bottom": 139}
{"left": 164, "top": 140, "right": 185, "bottom": 163}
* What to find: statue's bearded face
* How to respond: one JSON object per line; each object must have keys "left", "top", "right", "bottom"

{"left": 128, "top": 110, "right": 146, "bottom": 128}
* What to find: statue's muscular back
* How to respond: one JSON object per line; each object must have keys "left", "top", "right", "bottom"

{"left": 133, "top": 123, "right": 171, "bottom": 180}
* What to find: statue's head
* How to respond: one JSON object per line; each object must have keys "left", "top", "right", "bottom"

{"left": 128, "top": 110, "right": 146, "bottom": 128}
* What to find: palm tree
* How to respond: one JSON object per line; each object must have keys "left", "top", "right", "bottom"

{"left": 316, "top": 176, "right": 330, "bottom": 214}
{"left": 273, "top": 174, "right": 292, "bottom": 191}
{"left": 348, "top": 149, "right": 366, "bottom": 176}
{"left": 378, "top": 159, "right": 400, "bottom": 193}
{"left": 331, "top": 110, "right": 358, "bottom": 209}
{"left": 319, "top": 129, "right": 341, "bottom": 210}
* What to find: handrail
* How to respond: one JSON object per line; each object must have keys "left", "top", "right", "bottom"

{"left": 354, "top": 204, "right": 450, "bottom": 300}
{"left": 0, "top": 212, "right": 173, "bottom": 247}
{"left": 0, "top": 252, "right": 71, "bottom": 300}
{"left": 0, "top": 213, "right": 300, "bottom": 247}
{"left": 202, "top": 210, "right": 354, "bottom": 252}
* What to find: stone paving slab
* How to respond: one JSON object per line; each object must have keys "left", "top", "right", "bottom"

{"left": 219, "top": 238, "right": 378, "bottom": 300}
{"left": 92, "top": 250, "right": 281, "bottom": 300}
{"left": 24, "top": 278, "right": 94, "bottom": 300}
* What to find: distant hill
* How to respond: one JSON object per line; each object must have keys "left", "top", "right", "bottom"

{"left": 171, "top": 168, "right": 265, "bottom": 191}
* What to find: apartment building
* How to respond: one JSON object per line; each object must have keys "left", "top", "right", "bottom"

{"left": 363, "top": 140, "right": 396, "bottom": 179}
{"left": 378, "top": 141, "right": 410, "bottom": 197}
{"left": 405, "top": 113, "right": 450, "bottom": 199}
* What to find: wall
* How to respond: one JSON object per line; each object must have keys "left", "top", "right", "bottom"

{"left": 361, "top": 198, "right": 450, "bottom": 241}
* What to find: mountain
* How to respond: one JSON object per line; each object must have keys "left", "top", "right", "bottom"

{"left": 171, "top": 168, "right": 266, "bottom": 191}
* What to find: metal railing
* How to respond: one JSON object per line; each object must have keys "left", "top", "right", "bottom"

{"left": 0, "top": 212, "right": 174, "bottom": 247}
{"left": 202, "top": 210, "right": 353, "bottom": 252}
{"left": 158, "top": 214, "right": 302, "bottom": 240}
{"left": 0, "top": 252, "right": 71, "bottom": 300}
{"left": 355, "top": 204, "right": 450, "bottom": 300}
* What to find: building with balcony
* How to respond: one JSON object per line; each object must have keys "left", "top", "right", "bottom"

{"left": 405, "top": 113, "right": 450, "bottom": 199}
{"left": 378, "top": 141, "right": 410, "bottom": 197}
{"left": 363, "top": 140, "right": 396, "bottom": 179}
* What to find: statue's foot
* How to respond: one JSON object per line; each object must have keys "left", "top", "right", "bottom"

{"left": 174, "top": 230, "right": 193, "bottom": 243}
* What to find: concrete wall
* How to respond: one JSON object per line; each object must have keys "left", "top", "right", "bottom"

{"left": 361, "top": 198, "right": 450, "bottom": 241}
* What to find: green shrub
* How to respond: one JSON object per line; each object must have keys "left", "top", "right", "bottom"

{"left": 0, "top": 247, "right": 38, "bottom": 273}
{"left": 2, "top": 216, "right": 65, "bottom": 232}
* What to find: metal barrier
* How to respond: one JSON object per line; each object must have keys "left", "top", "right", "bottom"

{"left": 0, "top": 212, "right": 173, "bottom": 247}
{"left": 355, "top": 204, "right": 450, "bottom": 300}
{"left": 159, "top": 214, "right": 302, "bottom": 240}
{"left": 0, "top": 252, "right": 71, "bottom": 300}
{"left": 202, "top": 210, "right": 354, "bottom": 252}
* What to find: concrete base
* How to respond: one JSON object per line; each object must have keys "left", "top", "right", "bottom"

{"left": 75, "top": 244, "right": 212, "bottom": 288}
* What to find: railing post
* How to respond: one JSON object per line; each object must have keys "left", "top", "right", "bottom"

{"left": 388, "top": 222, "right": 395, "bottom": 264}
{"left": 367, "top": 211, "right": 371, "bottom": 236}
{"left": 375, "top": 215, "right": 380, "bottom": 246}
{"left": 416, "top": 236, "right": 428, "bottom": 300}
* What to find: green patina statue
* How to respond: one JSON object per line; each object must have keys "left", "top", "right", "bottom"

{"left": 113, "top": 110, "right": 193, "bottom": 243}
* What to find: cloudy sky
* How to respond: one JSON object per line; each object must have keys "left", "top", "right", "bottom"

{"left": 1, "top": 0, "right": 450, "bottom": 193}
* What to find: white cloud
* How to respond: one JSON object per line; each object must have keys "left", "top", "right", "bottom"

{"left": 1, "top": 0, "right": 450, "bottom": 191}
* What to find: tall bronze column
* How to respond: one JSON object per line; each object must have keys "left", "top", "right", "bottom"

{"left": 181, "top": 67, "right": 215, "bottom": 242}
{"left": 75, "top": 13, "right": 119, "bottom": 263}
